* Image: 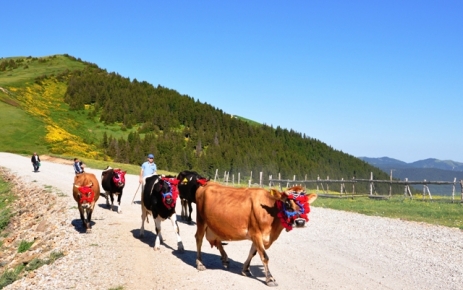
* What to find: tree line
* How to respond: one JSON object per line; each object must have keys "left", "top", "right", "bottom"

{"left": 61, "top": 63, "right": 398, "bottom": 193}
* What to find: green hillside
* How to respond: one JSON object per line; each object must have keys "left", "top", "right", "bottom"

{"left": 0, "top": 54, "right": 398, "bottom": 192}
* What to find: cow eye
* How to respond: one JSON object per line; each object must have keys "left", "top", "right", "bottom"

{"left": 285, "top": 200, "right": 293, "bottom": 209}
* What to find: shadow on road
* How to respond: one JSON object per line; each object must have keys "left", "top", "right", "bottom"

{"left": 171, "top": 248, "right": 267, "bottom": 285}
{"left": 71, "top": 219, "right": 96, "bottom": 234}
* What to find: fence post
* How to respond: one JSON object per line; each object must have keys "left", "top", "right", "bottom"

{"left": 422, "top": 180, "right": 426, "bottom": 200}
{"left": 369, "top": 172, "right": 373, "bottom": 196}
{"left": 352, "top": 176, "right": 355, "bottom": 196}
{"left": 389, "top": 170, "right": 393, "bottom": 196}
{"left": 259, "top": 172, "right": 263, "bottom": 187}
{"left": 460, "top": 180, "right": 463, "bottom": 202}
{"left": 341, "top": 178, "right": 344, "bottom": 195}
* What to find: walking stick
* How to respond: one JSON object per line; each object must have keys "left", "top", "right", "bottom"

{"left": 131, "top": 183, "right": 141, "bottom": 204}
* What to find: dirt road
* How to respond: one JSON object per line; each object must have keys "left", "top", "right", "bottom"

{"left": 1, "top": 152, "right": 462, "bottom": 290}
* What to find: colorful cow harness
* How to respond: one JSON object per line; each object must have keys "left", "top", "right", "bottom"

{"left": 161, "top": 177, "right": 179, "bottom": 210}
{"left": 276, "top": 190, "right": 310, "bottom": 231}
{"left": 112, "top": 169, "right": 126, "bottom": 188}
{"left": 78, "top": 185, "right": 95, "bottom": 204}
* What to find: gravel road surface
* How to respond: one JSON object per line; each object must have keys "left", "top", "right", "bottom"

{"left": 1, "top": 152, "right": 462, "bottom": 290}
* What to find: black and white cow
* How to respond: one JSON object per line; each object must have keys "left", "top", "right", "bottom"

{"left": 101, "top": 166, "right": 126, "bottom": 213}
{"left": 139, "top": 175, "right": 184, "bottom": 252}
{"left": 176, "top": 170, "right": 208, "bottom": 224}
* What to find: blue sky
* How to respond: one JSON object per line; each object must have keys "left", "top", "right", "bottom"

{"left": 2, "top": 1, "right": 462, "bottom": 163}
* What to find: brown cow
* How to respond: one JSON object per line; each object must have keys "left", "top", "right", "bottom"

{"left": 195, "top": 183, "right": 317, "bottom": 286}
{"left": 73, "top": 173, "right": 101, "bottom": 233}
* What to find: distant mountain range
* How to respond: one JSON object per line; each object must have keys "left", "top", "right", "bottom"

{"left": 359, "top": 157, "right": 463, "bottom": 172}
{"left": 358, "top": 157, "right": 463, "bottom": 195}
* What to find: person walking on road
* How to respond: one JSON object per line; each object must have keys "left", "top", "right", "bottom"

{"left": 31, "top": 152, "right": 41, "bottom": 172}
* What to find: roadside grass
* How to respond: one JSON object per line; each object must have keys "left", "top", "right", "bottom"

{"left": 314, "top": 194, "right": 463, "bottom": 229}
{"left": 0, "top": 174, "right": 14, "bottom": 232}
{"left": 0, "top": 265, "right": 24, "bottom": 289}
{"left": 17, "top": 240, "right": 34, "bottom": 253}
{"left": 0, "top": 251, "right": 64, "bottom": 288}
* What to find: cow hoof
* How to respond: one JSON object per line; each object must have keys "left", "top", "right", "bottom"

{"left": 222, "top": 261, "right": 230, "bottom": 269}
{"left": 266, "top": 280, "right": 278, "bottom": 287}
{"left": 242, "top": 269, "right": 253, "bottom": 277}
{"left": 177, "top": 242, "right": 185, "bottom": 253}
{"left": 196, "top": 261, "right": 206, "bottom": 271}
{"left": 153, "top": 246, "right": 161, "bottom": 251}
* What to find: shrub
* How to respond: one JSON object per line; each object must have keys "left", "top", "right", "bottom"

{"left": 17, "top": 240, "right": 34, "bottom": 253}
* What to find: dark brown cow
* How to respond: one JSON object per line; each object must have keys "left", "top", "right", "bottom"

{"left": 195, "top": 183, "right": 317, "bottom": 286}
{"left": 101, "top": 167, "right": 126, "bottom": 213}
{"left": 176, "top": 170, "right": 208, "bottom": 223}
{"left": 73, "top": 173, "right": 101, "bottom": 233}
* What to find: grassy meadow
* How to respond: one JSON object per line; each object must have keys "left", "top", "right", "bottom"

{"left": 314, "top": 194, "right": 463, "bottom": 229}
{"left": 0, "top": 55, "right": 141, "bottom": 159}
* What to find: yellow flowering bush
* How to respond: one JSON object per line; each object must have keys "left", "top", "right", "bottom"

{"left": 9, "top": 77, "right": 105, "bottom": 159}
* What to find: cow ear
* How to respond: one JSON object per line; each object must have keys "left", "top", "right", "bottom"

{"left": 307, "top": 193, "right": 318, "bottom": 204}
{"left": 269, "top": 189, "right": 283, "bottom": 200}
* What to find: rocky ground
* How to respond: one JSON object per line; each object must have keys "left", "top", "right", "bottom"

{"left": 1, "top": 152, "right": 463, "bottom": 290}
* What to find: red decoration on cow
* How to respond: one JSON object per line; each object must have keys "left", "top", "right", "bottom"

{"left": 276, "top": 189, "right": 311, "bottom": 231}
{"left": 160, "top": 176, "right": 179, "bottom": 209}
{"left": 78, "top": 186, "right": 95, "bottom": 204}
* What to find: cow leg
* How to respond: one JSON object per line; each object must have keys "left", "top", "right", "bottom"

{"left": 87, "top": 208, "right": 93, "bottom": 233}
{"left": 242, "top": 244, "right": 258, "bottom": 277}
{"left": 153, "top": 217, "right": 162, "bottom": 251}
{"left": 187, "top": 201, "right": 193, "bottom": 224}
{"left": 253, "top": 239, "right": 277, "bottom": 287}
{"left": 110, "top": 193, "right": 115, "bottom": 211}
{"left": 216, "top": 241, "right": 229, "bottom": 269}
{"left": 116, "top": 192, "right": 122, "bottom": 213}
{"left": 105, "top": 191, "right": 110, "bottom": 208}
{"left": 78, "top": 205, "right": 87, "bottom": 231}
{"left": 195, "top": 217, "right": 207, "bottom": 271}
{"left": 139, "top": 207, "right": 148, "bottom": 238}
{"left": 181, "top": 199, "right": 187, "bottom": 220}
{"left": 169, "top": 214, "right": 184, "bottom": 252}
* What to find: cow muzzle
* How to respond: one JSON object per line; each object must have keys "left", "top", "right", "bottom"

{"left": 294, "top": 218, "right": 306, "bottom": 228}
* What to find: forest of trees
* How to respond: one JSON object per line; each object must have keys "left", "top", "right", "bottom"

{"left": 60, "top": 64, "right": 397, "bottom": 192}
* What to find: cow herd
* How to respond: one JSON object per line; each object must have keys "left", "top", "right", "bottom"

{"left": 72, "top": 169, "right": 317, "bottom": 287}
